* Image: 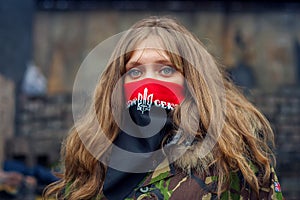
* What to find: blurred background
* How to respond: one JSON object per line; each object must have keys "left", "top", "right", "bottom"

{"left": 0, "top": 0, "right": 299, "bottom": 199}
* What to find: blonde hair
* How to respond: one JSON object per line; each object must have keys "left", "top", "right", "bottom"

{"left": 44, "top": 16, "right": 275, "bottom": 199}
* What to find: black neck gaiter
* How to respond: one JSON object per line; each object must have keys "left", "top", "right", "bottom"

{"left": 103, "top": 105, "right": 173, "bottom": 200}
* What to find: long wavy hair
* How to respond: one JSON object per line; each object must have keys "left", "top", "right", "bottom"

{"left": 43, "top": 16, "right": 275, "bottom": 199}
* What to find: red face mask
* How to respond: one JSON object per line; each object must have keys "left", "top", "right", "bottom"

{"left": 124, "top": 78, "right": 185, "bottom": 113}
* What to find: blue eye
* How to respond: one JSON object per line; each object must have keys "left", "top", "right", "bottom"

{"left": 127, "top": 68, "right": 142, "bottom": 78}
{"left": 160, "top": 66, "right": 176, "bottom": 76}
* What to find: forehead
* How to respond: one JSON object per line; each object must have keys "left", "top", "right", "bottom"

{"left": 128, "top": 36, "right": 170, "bottom": 61}
{"left": 128, "top": 48, "right": 170, "bottom": 63}
{"left": 123, "top": 34, "right": 183, "bottom": 73}
{"left": 133, "top": 36, "right": 165, "bottom": 50}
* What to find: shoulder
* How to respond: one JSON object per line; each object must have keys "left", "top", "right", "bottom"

{"left": 122, "top": 163, "right": 283, "bottom": 200}
{"left": 225, "top": 166, "right": 284, "bottom": 200}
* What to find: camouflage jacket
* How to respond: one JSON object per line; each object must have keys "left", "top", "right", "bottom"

{"left": 99, "top": 160, "right": 283, "bottom": 200}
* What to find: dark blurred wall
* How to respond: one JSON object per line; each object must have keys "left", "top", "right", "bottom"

{"left": 0, "top": 0, "right": 34, "bottom": 137}
{"left": 0, "top": 0, "right": 34, "bottom": 85}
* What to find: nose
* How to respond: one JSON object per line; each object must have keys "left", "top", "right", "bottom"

{"left": 143, "top": 69, "right": 157, "bottom": 79}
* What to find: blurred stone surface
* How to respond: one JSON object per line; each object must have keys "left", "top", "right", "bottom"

{"left": 250, "top": 87, "right": 300, "bottom": 199}
{"left": 6, "top": 94, "right": 72, "bottom": 167}
{"left": 0, "top": 74, "right": 15, "bottom": 166}
{"left": 33, "top": 11, "right": 300, "bottom": 94}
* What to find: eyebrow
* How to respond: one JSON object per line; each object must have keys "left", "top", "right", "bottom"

{"left": 126, "top": 60, "right": 173, "bottom": 69}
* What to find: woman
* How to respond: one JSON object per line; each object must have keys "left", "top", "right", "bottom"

{"left": 44, "top": 16, "right": 283, "bottom": 199}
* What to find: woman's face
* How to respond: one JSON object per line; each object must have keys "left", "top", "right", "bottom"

{"left": 124, "top": 40, "right": 184, "bottom": 86}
